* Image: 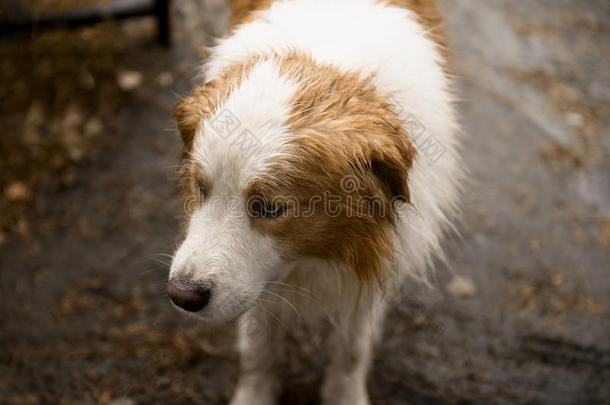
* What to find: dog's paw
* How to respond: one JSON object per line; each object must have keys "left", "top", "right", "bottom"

{"left": 322, "top": 392, "right": 370, "bottom": 405}
{"left": 229, "top": 390, "right": 276, "bottom": 405}
{"left": 322, "top": 377, "right": 370, "bottom": 405}
{"left": 229, "top": 377, "right": 278, "bottom": 405}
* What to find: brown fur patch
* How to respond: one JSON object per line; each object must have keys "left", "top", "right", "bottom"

{"left": 228, "top": 0, "right": 273, "bottom": 29}
{"left": 173, "top": 57, "right": 261, "bottom": 153}
{"left": 243, "top": 53, "right": 417, "bottom": 283}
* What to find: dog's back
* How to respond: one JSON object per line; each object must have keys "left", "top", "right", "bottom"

{"left": 170, "top": 2, "right": 461, "bottom": 404}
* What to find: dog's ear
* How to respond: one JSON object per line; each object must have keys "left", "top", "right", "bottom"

{"left": 173, "top": 84, "right": 214, "bottom": 150}
{"left": 368, "top": 130, "right": 416, "bottom": 205}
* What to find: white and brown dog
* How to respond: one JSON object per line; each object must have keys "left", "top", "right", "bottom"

{"left": 168, "top": 0, "right": 461, "bottom": 404}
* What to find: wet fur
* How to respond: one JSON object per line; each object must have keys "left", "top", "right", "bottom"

{"left": 170, "top": 1, "right": 461, "bottom": 404}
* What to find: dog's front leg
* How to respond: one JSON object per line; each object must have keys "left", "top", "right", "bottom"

{"left": 230, "top": 308, "right": 283, "bottom": 405}
{"left": 322, "top": 304, "right": 387, "bottom": 405}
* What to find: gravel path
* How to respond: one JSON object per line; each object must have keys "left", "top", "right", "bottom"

{"left": 1, "top": 1, "right": 609, "bottom": 404}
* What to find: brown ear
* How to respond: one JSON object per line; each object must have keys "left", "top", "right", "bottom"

{"left": 369, "top": 132, "right": 416, "bottom": 204}
{"left": 173, "top": 84, "right": 214, "bottom": 150}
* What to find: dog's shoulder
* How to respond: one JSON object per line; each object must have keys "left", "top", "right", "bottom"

{"left": 228, "top": 0, "right": 447, "bottom": 57}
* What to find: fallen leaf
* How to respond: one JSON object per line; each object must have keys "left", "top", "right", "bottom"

{"left": 117, "top": 70, "right": 143, "bottom": 91}
{"left": 5, "top": 182, "right": 31, "bottom": 202}
{"left": 447, "top": 275, "right": 477, "bottom": 299}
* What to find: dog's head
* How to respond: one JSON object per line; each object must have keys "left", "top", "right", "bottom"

{"left": 168, "top": 55, "right": 415, "bottom": 322}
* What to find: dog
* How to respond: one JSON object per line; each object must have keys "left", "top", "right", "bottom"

{"left": 168, "top": 0, "right": 461, "bottom": 404}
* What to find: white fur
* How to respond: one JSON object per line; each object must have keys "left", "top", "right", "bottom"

{"left": 170, "top": 1, "right": 461, "bottom": 404}
{"left": 195, "top": 59, "right": 299, "bottom": 177}
{"left": 171, "top": 60, "right": 300, "bottom": 322}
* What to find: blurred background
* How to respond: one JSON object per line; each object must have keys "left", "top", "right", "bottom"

{"left": 0, "top": 0, "right": 609, "bottom": 404}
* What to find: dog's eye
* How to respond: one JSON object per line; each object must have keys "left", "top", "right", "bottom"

{"left": 250, "top": 198, "right": 285, "bottom": 219}
{"left": 196, "top": 181, "right": 205, "bottom": 200}
{"left": 260, "top": 202, "right": 284, "bottom": 218}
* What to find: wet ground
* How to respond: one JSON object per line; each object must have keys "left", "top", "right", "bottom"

{"left": 1, "top": 0, "right": 609, "bottom": 404}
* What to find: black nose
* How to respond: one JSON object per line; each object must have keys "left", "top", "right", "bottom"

{"left": 167, "top": 278, "right": 211, "bottom": 312}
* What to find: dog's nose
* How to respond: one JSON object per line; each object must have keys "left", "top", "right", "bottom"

{"left": 167, "top": 277, "right": 211, "bottom": 312}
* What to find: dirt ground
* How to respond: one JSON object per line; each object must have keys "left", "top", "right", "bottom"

{"left": 1, "top": 0, "right": 609, "bottom": 404}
